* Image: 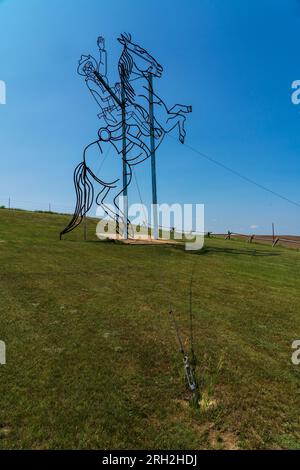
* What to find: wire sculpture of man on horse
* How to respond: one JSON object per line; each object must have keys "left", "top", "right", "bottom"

{"left": 60, "top": 33, "right": 192, "bottom": 239}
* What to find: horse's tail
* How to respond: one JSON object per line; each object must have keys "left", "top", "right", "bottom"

{"left": 60, "top": 162, "right": 94, "bottom": 240}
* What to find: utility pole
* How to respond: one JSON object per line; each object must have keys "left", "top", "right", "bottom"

{"left": 148, "top": 74, "right": 158, "bottom": 240}
{"left": 272, "top": 223, "right": 275, "bottom": 243}
{"left": 83, "top": 213, "right": 87, "bottom": 241}
{"left": 83, "top": 164, "right": 87, "bottom": 241}
{"left": 121, "top": 66, "right": 128, "bottom": 240}
{"left": 94, "top": 69, "right": 128, "bottom": 239}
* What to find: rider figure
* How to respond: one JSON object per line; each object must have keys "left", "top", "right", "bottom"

{"left": 77, "top": 37, "right": 165, "bottom": 164}
{"left": 78, "top": 38, "right": 158, "bottom": 137}
{"left": 78, "top": 49, "right": 119, "bottom": 125}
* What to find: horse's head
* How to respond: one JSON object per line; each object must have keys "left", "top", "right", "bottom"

{"left": 118, "top": 33, "right": 163, "bottom": 78}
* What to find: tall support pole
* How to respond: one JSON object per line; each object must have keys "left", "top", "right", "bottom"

{"left": 121, "top": 68, "right": 128, "bottom": 240}
{"left": 94, "top": 69, "right": 127, "bottom": 239}
{"left": 83, "top": 167, "right": 87, "bottom": 241}
{"left": 148, "top": 74, "right": 158, "bottom": 240}
{"left": 83, "top": 213, "right": 87, "bottom": 241}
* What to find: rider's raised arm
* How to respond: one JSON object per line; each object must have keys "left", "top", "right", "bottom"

{"left": 97, "top": 37, "right": 108, "bottom": 79}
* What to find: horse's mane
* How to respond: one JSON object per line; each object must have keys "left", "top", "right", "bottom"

{"left": 118, "top": 47, "right": 135, "bottom": 103}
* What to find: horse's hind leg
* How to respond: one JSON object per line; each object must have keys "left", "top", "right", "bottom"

{"left": 96, "top": 185, "right": 123, "bottom": 236}
{"left": 99, "top": 183, "right": 135, "bottom": 237}
{"left": 96, "top": 186, "right": 115, "bottom": 220}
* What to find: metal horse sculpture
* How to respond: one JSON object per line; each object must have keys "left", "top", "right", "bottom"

{"left": 60, "top": 33, "right": 192, "bottom": 239}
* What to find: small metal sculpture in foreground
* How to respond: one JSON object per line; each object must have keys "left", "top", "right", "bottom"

{"left": 169, "top": 309, "right": 200, "bottom": 408}
{"left": 60, "top": 33, "right": 192, "bottom": 241}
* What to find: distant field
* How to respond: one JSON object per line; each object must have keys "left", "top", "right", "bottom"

{"left": 215, "top": 233, "right": 300, "bottom": 249}
{"left": 0, "top": 209, "right": 300, "bottom": 449}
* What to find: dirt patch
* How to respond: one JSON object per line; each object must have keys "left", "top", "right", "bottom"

{"left": 209, "top": 429, "right": 238, "bottom": 450}
{"left": 0, "top": 426, "right": 12, "bottom": 438}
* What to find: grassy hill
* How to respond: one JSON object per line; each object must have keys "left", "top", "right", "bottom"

{"left": 0, "top": 208, "right": 300, "bottom": 449}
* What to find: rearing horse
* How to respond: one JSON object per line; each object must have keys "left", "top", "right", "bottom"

{"left": 60, "top": 34, "right": 192, "bottom": 239}
{"left": 118, "top": 33, "right": 192, "bottom": 148}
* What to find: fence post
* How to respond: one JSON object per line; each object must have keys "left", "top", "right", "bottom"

{"left": 225, "top": 231, "right": 231, "bottom": 240}
{"left": 272, "top": 223, "right": 275, "bottom": 244}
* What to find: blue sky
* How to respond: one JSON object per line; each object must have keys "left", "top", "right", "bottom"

{"left": 0, "top": 0, "right": 300, "bottom": 234}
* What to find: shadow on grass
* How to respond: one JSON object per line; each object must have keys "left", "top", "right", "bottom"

{"left": 63, "top": 237, "right": 282, "bottom": 258}
{"left": 188, "top": 246, "right": 281, "bottom": 257}
{"left": 83, "top": 239, "right": 281, "bottom": 257}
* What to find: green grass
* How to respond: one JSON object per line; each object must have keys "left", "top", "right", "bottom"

{"left": 0, "top": 208, "right": 300, "bottom": 449}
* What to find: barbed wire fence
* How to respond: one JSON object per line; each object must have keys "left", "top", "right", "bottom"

{"left": 1, "top": 196, "right": 299, "bottom": 248}
{"left": 212, "top": 231, "right": 300, "bottom": 249}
